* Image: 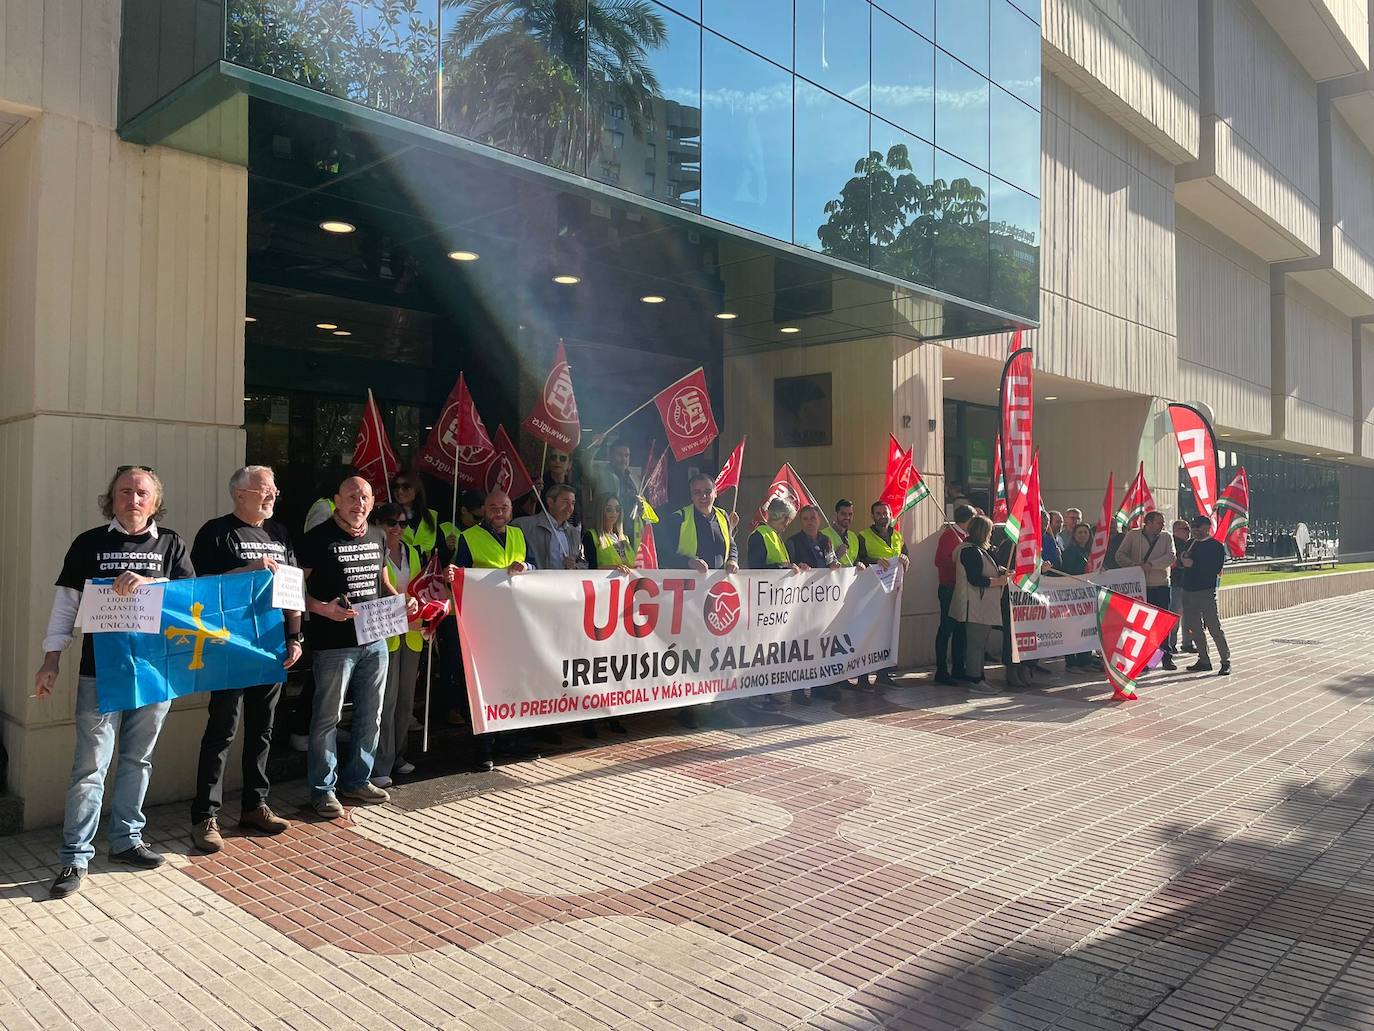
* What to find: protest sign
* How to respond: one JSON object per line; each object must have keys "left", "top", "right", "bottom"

{"left": 1008, "top": 567, "right": 1146, "bottom": 662}
{"left": 76, "top": 581, "right": 165, "bottom": 634}
{"left": 270, "top": 566, "right": 306, "bottom": 611}
{"left": 455, "top": 567, "right": 904, "bottom": 733}
{"left": 353, "top": 594, "right": 409, "bottom": 645}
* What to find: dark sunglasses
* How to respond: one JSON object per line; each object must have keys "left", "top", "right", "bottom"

{"left": 380, "top": 518, "right": 408, "bottom": 527}
{"left": 393, "top": 482, "right": 416, "bottom": 490}
{"left": 117, "top": 464, "right": 156, "bottom": 474}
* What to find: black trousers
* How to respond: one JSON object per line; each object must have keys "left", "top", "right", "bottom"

{"left": 935, "top": 585, "right": 966, "bottom": 676}
{"left": 193, "top": 682, "right": 282, "bottom": 822}
{"left": 1146, "top": 584, "right": 1173, "bottom": 652}
{"left": 437, "top": 613, "right": 465, "bottom": 713}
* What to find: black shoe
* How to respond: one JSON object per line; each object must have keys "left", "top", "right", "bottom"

{"left": 49, "top": 866, "right": 84, "bottom": 899}
{"left": 474, "top": 758, "right": 495, "bottom": 773}
{"left": 1219, "top": 661, "right": 1231, "bottom": 676}
{"left": 110, "top": 844, "right": 164, "bottom": 869}
{"left": 581, "top": 724, "right": 599, "bottom": 739}
{"left": 934, "top": 672, "right": 959, "bottom": 686}
{"left": 676, "top": 708, "right": 700, "bottom": 729}
{"left": 792, "top": 690, "right": 812, "bottom": 706}
{"left": 1182, "top": 644, "right": 1197, "bottom": 653}
{"left": 606, "top": 719, "right": 628, "bottom": 734}
{"left": 1187, "top": 660, "right": 1213, "bottom": 673}
{"left": 534, "top": 728, "right": 562, "bottom": 745}
{"left": 1161, "top": 655, "right": 1176, "bottom": 671}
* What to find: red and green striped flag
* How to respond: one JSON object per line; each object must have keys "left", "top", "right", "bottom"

{"left": 1004, "top": 452, "right": 1043, "bottom": 593}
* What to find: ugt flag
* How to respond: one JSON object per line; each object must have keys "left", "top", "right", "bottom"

{"left": 93, "top": 571, "right": 285, "bottom": 714}
{"left": 653, "top": 367, "right": 719, "bottom": 460}
{"left": 523, "top": 339, "right": 581, "bottom": 451}
{"left": 418, "top": 373, "right": 495, "bottom": 486}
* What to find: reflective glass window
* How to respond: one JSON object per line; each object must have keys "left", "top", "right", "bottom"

{"left": 936, "top": 0, "right": 989, "bottom": 75}
{"left": 795, "top": 0, "right": 870, "bottom": 107}
{"left": 872, "top": 9, "right": 934, "bottom": 142}
{"left": 701, "top": 32, "right": 794, "bottom": 241}
{"left": 869, "top": 118, "right": 935, "bottom": 286}
{"left": 228, "top": 0, "right": 440, "bottom": 127}
{"left": 703, "top": 0, "right": 793, "bottom": 69}
{"left": 935, "top": 51, "right": 988, "bottom": 170}
{"left": 989, "top": 178, "right": 1039, "bottom": 317}
{"left": 873, "top": 0, "right": 934, "bottom": 38}
{"left": 796, "top": 80, "right": 871, "bottom": 257}
{"left": 441, "top": 0, "right": 589, "bottom": 171}
{"left": 589, "top": 2, "right": 702, "bottom": 211}
{"left": 989, "top": 85, "right": 1039, "bottom": 195}
{"left": 932, "top": 149, "right": 989, "bottom": 302}
{"left": 990, "top": 0, "right": 1040, "bottom": 108}
{"left": 1010, "top": 0, "right": 1040, "bottom": 23}
{"left": 657, "top": 0, "right": 702, "bottom": 19}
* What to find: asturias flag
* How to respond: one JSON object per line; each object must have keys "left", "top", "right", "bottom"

{"left": 93, "top": 571, "right": 285, "bottom": 714}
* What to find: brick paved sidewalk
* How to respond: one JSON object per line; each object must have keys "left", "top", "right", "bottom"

{"left": 1, "top": 592, "right": 1373, "bottom": 1030}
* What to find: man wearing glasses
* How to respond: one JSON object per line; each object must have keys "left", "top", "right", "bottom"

{"left": 35, "top": 465, "right": 196, "bottom": 898}
{"left": 187, "top": 466, "right": 303, "bottom": 852}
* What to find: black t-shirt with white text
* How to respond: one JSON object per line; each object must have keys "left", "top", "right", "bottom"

{"left": 56, "top": 524, "right": 196, "bottom": 676}
{"left": 298, "top": 519, "right": 387, "bottom": 651}
{"left": 191, "top": 514, "right": 296, "bottom": 576}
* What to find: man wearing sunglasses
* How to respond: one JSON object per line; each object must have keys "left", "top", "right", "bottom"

{"left": 187, "top": 466, "right": 302, "bottom": 852}
{"left": 36, "top": 465, "right": 196, "bottom": 898}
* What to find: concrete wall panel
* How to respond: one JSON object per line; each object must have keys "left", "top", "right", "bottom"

{"left": 1283, "top": 281, "right": 1357, "bottom": 451}
{"left": 1331, "top": 109, "right": 1374, "bottom": 307}
{"left": 0, "top": 0, "right": 119, "bottom": 126}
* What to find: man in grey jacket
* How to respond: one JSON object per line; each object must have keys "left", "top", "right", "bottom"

{"left": 514, "top": 483, "right": 586, "bottom": 571}
{"left": 1115, "top": 511, "right": 1177, "bottom": 669}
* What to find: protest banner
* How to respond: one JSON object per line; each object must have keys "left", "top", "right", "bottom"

{"left": 454, "top": 566, "right": 904, "bottom": 733}
{"left": 353, "top": 594, "right": 410, "bottom": 646}
{"left": 270, "top": 565, "right": 306, "bottom": 611}
{"left": 1007, "top": 566, "right": 1146, "bottom": 662}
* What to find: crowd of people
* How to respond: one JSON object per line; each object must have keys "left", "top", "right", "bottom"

{"left": 34, "top": 456, "right": 1229, "bottom": 900}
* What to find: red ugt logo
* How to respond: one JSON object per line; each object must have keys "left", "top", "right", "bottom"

{"left": 703, "top": 581, "right": 742, "bottom": 636}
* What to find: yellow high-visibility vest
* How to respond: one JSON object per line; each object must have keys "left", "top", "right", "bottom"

{"left": 462, "top": 525, "right": 527, "bottom": 569}
{"left": 821, "top": 527, "right": 859, "bottom": 567}
{"left": 592, "top": 530, "right": 633, "bottom": 569}
{"left": 676, "top": 506, "right": 731, "bottom": 564}
{"left": 751, "top": 525, "right": 789, "bottom": 566}
{"left": 384, "top": 542, "right": 423, "bottom": 653}
{"left": 859, "top": 526, "right": 904, "bottom": 561}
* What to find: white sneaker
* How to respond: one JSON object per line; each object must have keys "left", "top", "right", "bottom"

{"left": 289, "top": 733, "right": 308, "bottom": 753}
{"left": 371, "top": 776, "right": 393, "bottom": 788}
{"left": 395, "top": 762, "right": 415, "bottom": 776}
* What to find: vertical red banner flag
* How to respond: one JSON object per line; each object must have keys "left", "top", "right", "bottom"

{"left": 523, "top": 339, "right": 582, "bottom": 451}
{"left": 407, "top": 551, "right": 452, "bottom": 632}
{"left": 351, "top": 388, "right": 400, "bottom": 502}
{"left": 1114, "top": 462, "right": 1157, "bottom": 531}
{"left": 641, "top": 444, "right": 669, "bottom": 508}
{"left": 1096, "top": 589, "right": 1179, "bottom": 701}
{"left": 482, "top": 426, "right": 535, "bottom": 500}
{"left": 634, "top": 522, "right": 659, "bottom": 570}
{"left": 999, "top": 347, "right": 1035, "bottom": 507}
{"left": 1213, "top": 467, "right": 1250, "bottom": 558}
{"left": 713, "top": 437, "right": 747, "bottom": 493}
{"left": 1004, "top": 451, "right": 1043, "bottom": 593}
{"left": 653, "top": 367, "right": 719, "bottom": 460}
{"left": 1167, "top": 403, "right": 1219, "bottom": 518}
{"left": 880, "top": 434, "right": 908, "bottom": 514}
{"left": 1088, "top": 472, "right": 1115, "bottom": 573}
{"left": 992, "top": 434, "right": 1009, "bottom": 522}
{"left": 752, "top": 464, "right": 817, "bottom": 528}
{"left": 418, "top": 374, "right": 495, "bottom": 487}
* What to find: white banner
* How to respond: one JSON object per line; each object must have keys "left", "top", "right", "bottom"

{"left": 1009, "top": 567, "right": 1146, "bottom": 661}
{"left": 456, "top": 567, "right": 905, "bottom": 733}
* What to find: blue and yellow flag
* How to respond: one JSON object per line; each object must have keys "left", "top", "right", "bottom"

{"left": 93, "top": 571, "right": 285, "bottom": 713}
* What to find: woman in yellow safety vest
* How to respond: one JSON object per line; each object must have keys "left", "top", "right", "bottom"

{"left": 391, "top": 471, "right": 457, "bottom": 561}
{"left": 583, "top": 495, "right": 635, "bottom": 574}
{"left": 372, "top": 502, "right": 424, "bottom": 787}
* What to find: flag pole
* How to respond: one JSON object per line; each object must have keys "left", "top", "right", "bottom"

{"left": 588, "top": 366, "right": 704, "bottom": 451}
{"left": 534, "top": 442, "right": 554, "bottom": 522}
{"left": 787, "top": 465, "right": 833, "bottom": 529}
{"left": 422, "top": 635, "right": 434, "bottom": 753}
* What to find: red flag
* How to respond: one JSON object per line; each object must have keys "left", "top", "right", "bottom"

{"left": 1113, "top": 462, "right": 1156, "bottom": 531}
{"left": 1004, "top": 451, "right": 1042, "bottom": 594}
{"left": 482, "top": 426, "right": 535, "bottom": 500}
{"left": 880, "top": 434, "right": 908, "bottom": 514}
{"left": 752, "top": 463, "right": 817, "bottom": 529}
{"left": 1088, "top": 472, "right": 1115, "bottom": 573}
{"left": 523, "top": 339, "right": 582, "bottom": 451}
{"left": 653, "top": 367, "right": 719, "bottom": 460}
{"left": 350, "top": 390, "right": 401, "bottom": 502}
{"left": 634, "top": 522, "right": 659, "bottom": 570}
{"left": 713, "top": 437, "right": 747, "bottom": 493}
{"left": 999, "top": 347, "right": 1034, "bottom": 507}
{"left": 1096, "top": 588, "right": 1179, "bottom": 701}
{"left": 406, "top": 551, "right": 452, "bottom": 633}
{"left": 418, "top": 374, "right": 495, "bottom": 487}
{"left": 641, "top": 443, "right": 669, "bottom": 508}
{"left": 1168, "top": 403, "right": 1219, "bottom": 518}
{"left": 1008, "top": 326, "right": 1022, "bottom": 354}
{"left": 1213, "top": 467, "right": 1249, "bottom": 558}
{"left": 992, "top": 434, "right": 1009, "bottom": 522}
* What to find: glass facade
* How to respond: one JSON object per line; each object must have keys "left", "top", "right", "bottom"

{"left": 224, "top": 0, "right": 1042, "bottom": 319}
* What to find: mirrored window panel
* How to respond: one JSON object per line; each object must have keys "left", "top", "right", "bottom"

{"left": 796, "top": 81, "right": 871, "bottom": 257}
{"left": 703, "top": 0, "right": 793, "bottom": 69}
{"left": 989, "top": 178, "right": 1039, "bottom": 317}
{"left": 869, "top": 118, "right": 936, "bottom": 286}
{"left": 701, "top": 33, "right": 794, "bottom": 241}
{"left": 872, "top": 9, "right": 934, "bottom": 143}
{"left": 989, "top": 85, "right": 1039, "bottom": 195}
{"left": 873, "top": 0, "right": 934, "bottom": 38}
{"left": 990, "top": 0, "right": 1041, "bottom": 108}
{"left": 932, "top": 149, "right": 990, "bottom": 303}
{"left": 796, "top": 0, "right": 871, "bottom": 106}
{"left": 936, "top": 0, "right": 989, "bottom": 75}
{"left": 935, "top": 51, "right": 989, "bottom": 171}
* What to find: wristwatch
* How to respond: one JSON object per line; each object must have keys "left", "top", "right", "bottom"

{"left": 286, "top": 631, "right": 305, "bottom": 645}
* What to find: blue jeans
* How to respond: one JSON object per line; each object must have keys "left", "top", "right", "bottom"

{"left": 59, "top": 676, "right": 171, "bottom": 868}
{"left": 308, "top": 641, "right": 388, "bottom": 800}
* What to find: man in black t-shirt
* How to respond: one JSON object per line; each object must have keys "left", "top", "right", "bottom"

{"left": 35, "top": 466, "right": 196, "bottom": 899}
{"left": 1180, "top": 515, "right": 1232, "bottom": 675}
{"left": 188, "top": 465, "right": 302, "bottom": 853}
{"left": 298, "top": 474, "right": 414, "bottom": 817}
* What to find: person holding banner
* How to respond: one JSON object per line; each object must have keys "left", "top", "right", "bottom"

{"left": 1059, "top": 522, "right": 1102, "bottom": 672}
{"left": 36, "top": 466, "right": 197, "bottom": 899}
{"left": 299, "top": 475, "right": 413, "bottom": 816}
{"left": 822, "top": 499, "right": 862, "bottom": 568}
{"left": 515, "top": 483, "right": 586, "bottom": 572}
{"left": 787, "top": 505, "right": 840, "bottom": 572}
{"left": 188, "top": 466, "right": 300, "bottom": 854}
{"left": 748, "top": 498, "right": 800, "bottom": 572}
{"left": 933, "top": 505, "right": 975, "bottom": 686}
{"left": 857, "top": 500, "right": 908, "bottom": 687}
{"left": 1179, "top": 515, "right": 1231, "bottom": 675}
{"left": 1116, "top": 512, "right": 1177, "bottom": 671}
{"left": 392, "top": 471, "right": 455, "bottom": 564}
{"left": 951, "top": 516, "right": 1008, "bottom": 694}
{"left": 584, "top": 496, "right": 635, "bottom": 574}
{"left": 371, "top": 503, "right": 426, "bottom": 788}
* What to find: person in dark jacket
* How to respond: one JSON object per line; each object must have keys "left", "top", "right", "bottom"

{"left": 952, "top": 516, "right": 1007, "bottom": 691}
{"left": 1179, "top": 515, "right": 1231, "bottom": 675}
{"left": 1058, "top": 522, "right": 1100, "bottom": 672}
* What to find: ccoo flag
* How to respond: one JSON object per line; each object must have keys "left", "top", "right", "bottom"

{"left": 653, "top": 367, "right": 719, "bottom": 460}
{"left": 93, "top": 571, "right": 284, "bottom": 714}
{"left": 1096, "top": 588, "right": 1179, "bottom": 701}
{"left": 992, "top": 434, "right": 1009, "bottom": 522}
{"left": 1167, "top": 403, "right": 1219, "bottom": 518}
{"left": 1004, "top": 451, "right": 1043, "bottom": 593}
{"left": 523, "top": 339, "right": 582, "bottom": 451}
{"left": 1088, "top": 472, "right": 1115, "bottom": 573}
{"left": 1213, "top": 467, "right": 1250, "bottom": 558}
{"left": 999, "top": 346, "right": 1034, "bottom": 506}
{"left": 1114, "top": 462, "right": 1156, "bottom": 531}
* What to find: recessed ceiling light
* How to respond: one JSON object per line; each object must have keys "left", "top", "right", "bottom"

{"left": 244, "top": 316, "right": 256, "bottom": 323}
{"left": 1337, "top": 456, "right": 1346, "bottom": 460}
{"left": 779, "top": 326, "right": 800, "bottom": 334}
{"left": 553, "top": 274, "right": 581, "bottom": 285}
{"left": 1314, "top": 452, "right": 1323, "bottom": 456}
{"left": 448, "top": 250, "right": 479, "bottom": 262}
{"left": 332, "top": 330, "right": 351, "bottom": 337}
{"left": 715, "top": 312, "right": 738, "bottom": 320}
{"left": 1044, "top": 395, "right": 1058, "bottom": 401}
{"left": 316, "top": 322, "right": 338, "bottom": 330}
{"left": 941, "top": 375, "right": 955, "bottom": 381}
{"left": 640, "top": 295, "right": 666, "bottom": 304}
{"left": 319, "top": 220, "right": 356, "bottom": 234}
{"left": 1220, "top": 432, "right": 1232, "bottom": 437}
